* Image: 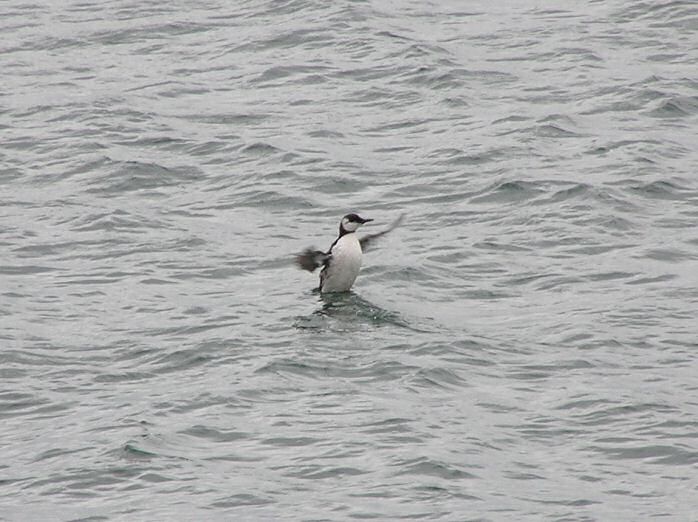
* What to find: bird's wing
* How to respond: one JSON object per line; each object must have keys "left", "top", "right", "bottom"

{"left": 359, "top": 213, "right": 405, "bottom": 252}
{"left": 295, "top": 247, "right": 331, "bottom": 272}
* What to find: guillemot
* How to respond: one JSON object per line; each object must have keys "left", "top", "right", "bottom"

{"left": 296, "top": 213, "right": 404, "bottom": 293}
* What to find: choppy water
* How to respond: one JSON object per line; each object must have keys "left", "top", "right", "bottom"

{"left": 2, "top": 0, "right": 698, "bottom": 520}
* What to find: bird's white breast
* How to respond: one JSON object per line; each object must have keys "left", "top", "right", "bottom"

{"left": 321, "top": 233, "right": 363, "bottom": 292}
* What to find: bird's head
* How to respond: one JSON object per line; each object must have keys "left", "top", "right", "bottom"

{"left": 340, "top": 213, "right": 373, "bottom": 234}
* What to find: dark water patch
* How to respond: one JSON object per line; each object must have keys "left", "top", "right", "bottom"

{"left": 375, "top": 30, "right": 412, "bottom": 42}
{"left": 172, "top": 263, "right": 251, "bottom": 281}
{"left": 27, "top": 464, "right": 146, "bottom": 494}
{"left": 639, "top": 247, "right": 696, "bottom": 262}
{"left": 337, "top": 62, "right": 413, "bottom": 82}
{"left": 595, "top": 215, "right": 637, "bottom": 232}
{"left": 149, "top": 349, "right": 215, "bottom": 374}
{"left": 373, "top": 145, "right": 413, "bottom": 154}
{"left": 0, "top": 392, "right": 50, "bottom": 418}
{"left": 459, "top": 288, "right": 518, "bottom": 300}
{"left": 564, "top": 243, "right": 636, "bottom": 256}
{"left": 552, "top": 47, "right": 603, "bottom": 62}
{"left": 183, "top": 140, "right": 234, "bottom": 158}
{"left": 628, "top": 179, "right": 691, "bottom": 199}
{"left": 369, "top": 266, "right": 442, "bottom": 292}
{"left": 646, "top": 52, "right": 686, "bottom": 63}
{"left": 240, "top": 142, "right": 282, "bottom": 156}
{"left": 92, "top": 21, "right": 213, "bottom": 46}
{"left": 180, "top": 425, "right": 249, "bottom": 443}
{"left": 210, "top": 494, "right": 272, "bottom": 507}
{"left": 625, "top": 273, "right": 676, "bottom": 285}
{"left": 358, "top": 417, "right": 412, "bottom": 435}
{"left": 0, "top": 166, "right": 24, "bottom": 183}
{"left": 505, "top": 272, "right": 564, "bottom": 288}
{"left": 538, "top": 113, "right": 579, "bottom": 128}
{"left": 537, "top": 182, "right": 597, "bottom": 204}
{"left": 534, "top": 123, "right": 582, "bottom": 138}
{"left": 33, "top": 447, "right": 90, "bottom": 464}
{"left": 452, "top": 68, "right": 518, "bottom": 85}
{"left": 617, "top": 0, "right": 695, "bottom": 21}
{"left": 633, "top": 418, "right": 698, "bottom": 439}
{"left": 60, "top": 155, "right": 114, "bottom": 179}
{"left": 122, "top": 443, "right": 159, "bottom": 460}
{"left": 394, "top": 457, "right": 477, "bottom": 480}
{"left": 257, "top": 357, "right": 419, "bottom": 383}
{"left": 307, "top": 129, "right": 345, "bottom": 139}
{"left": 584, "top": 271, "right": 635, "bottom": 282}
{"left": 345, "top": 86, "right": 421, "bottom": 109}
{"left": 260, "top": 436, "right": 320, "bottom": 447}
{"left": 472, "top": 240, "right": 531, "bottom": 253}
{"left": 184, "top": 112, "right": 269, "bottom": 126}
{"left": 282, "top": 465, "right": 367, "bottom": 480}
{"left": 592, "top": 443, "right": 698, "bottom": 465}
{"left": 305, "top": 173, "right": 370, "bottom": 195}
{"left": 0, "top": 264, "right": 58, "bottom": 275}
{"left": 155, "top": 84, "right": 211, "bottom": 98}
{"left": 251, "top": 64, "right": 330, "bottom": 86}
{"left": 440, "top": 95, "right": 469, "bottom": 108}
{"left": 0, "top": 347, "right": 87, "bottom": 369}
{"left": 383, "top": 184, "right": 472, "bottom": 205}
{"left": 384, "top": 41, "right": 452, "bottom": 62}
{"left": 555, "top": 398, "right": 613, "bottom": 412}
{"left": 409, "top": 366, "right": 469, "bottom": 390}
{"left": 409, "top": 339, "right": 499, "bottom": 367}
{"left": 470, "top": 180, "right": 545, "bottom": 204}
{"left": 230, "top": 189, "right": 313, "bottom": 210}
{"left": 93, "top": 371, "right": 153, "bottom": 383}
{"left": 491, "top": 114, "right": 530, "bottom": 126}
{"left": 428, "top": 147, "right": 503, "bottom": 166}
{"left": 503, "top": 470, "right": 546, "bottom": 481}
{"left": 587, "top": 138, "right": 663, "bottom": 156}
{"left": 395, "top": 66, "right": 465, "bottom": 91}
{"left": 68, "top": 210, "right": 167, "bottom": 233}
{"left": 22, "top": 36, "right": 84, "bottom": 52}
{"left": 294, "top": 292, "right": 413, "bottom": 331}
{"left": 513, "top": 418, "right": 586, "bottom": 442}
{"left": 572, "top": 402, "right": 677, "bottom": 427}
{"left": 248, "top": 28, "right": 333, "bottom": 52}
{"left": 362, "top": 116, "right": 445, "bottom": 135}
{"left": 84, "top": 160, "right": 203, "bottom": 194}
{"left": 647, "top": 95, "right": 698, "bottom": 118}
{"left": 74, "top": 236, "right": 206, "bottom": 262}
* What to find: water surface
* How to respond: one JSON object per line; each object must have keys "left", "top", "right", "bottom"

{"left": 2, "top": 0, "right": 697, "bottom": 520}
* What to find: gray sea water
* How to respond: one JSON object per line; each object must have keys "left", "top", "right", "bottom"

{"left": 2, "top": 0, "right": 698, "bottom": 520}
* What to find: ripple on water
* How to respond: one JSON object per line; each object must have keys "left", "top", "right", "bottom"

{"left": 84, "top": 160, "right": 204, "bottom": 194}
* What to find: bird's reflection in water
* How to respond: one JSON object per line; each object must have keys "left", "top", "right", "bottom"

{"left": 294, "top": 290, "right": 411, "bottom": 331}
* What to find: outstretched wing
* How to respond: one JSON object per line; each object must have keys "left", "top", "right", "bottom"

{"left": 359, "top": 213, "right": 405, "bottom": 253}
{"left": 295, "top": 247, "right": 331, "bottom": 272}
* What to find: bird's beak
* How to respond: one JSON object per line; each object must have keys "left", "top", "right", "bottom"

{"left": 362, "top": 218, "right": 374, "bottom": 223}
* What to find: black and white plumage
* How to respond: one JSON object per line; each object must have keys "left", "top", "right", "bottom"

{"left": 296, "top": 213, "right": 404, "bottom": 293}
